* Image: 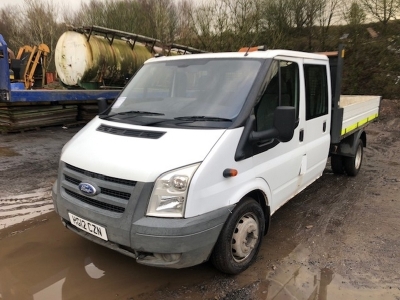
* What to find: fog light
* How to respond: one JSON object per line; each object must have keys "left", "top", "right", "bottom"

{"left": 154, "top": 253, "right": 182, "bottom": 262}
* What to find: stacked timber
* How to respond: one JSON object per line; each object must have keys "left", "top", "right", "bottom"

{"left": 0, "top": 103, "right": 78, "bottom": 133}
{"left": 78, "top": 104, "right": 100, "bottom": 122}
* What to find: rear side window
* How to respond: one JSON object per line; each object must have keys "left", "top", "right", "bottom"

{"left": 304, "top": 64, "right": 328, "bottom": 120}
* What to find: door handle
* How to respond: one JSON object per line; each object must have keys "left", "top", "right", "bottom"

{"left": 299, "top": 129, "right": 304, "bottom": 142}
{"left": 323, "top": 121, "right": 327, "bottom": 132}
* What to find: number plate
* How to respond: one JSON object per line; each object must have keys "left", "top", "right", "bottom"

{"left": 68, "top": 213, "right": 108, "bottom": 241}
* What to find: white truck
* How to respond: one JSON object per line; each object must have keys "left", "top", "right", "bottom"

{"left": 52, "top": 46, "right": 380, "bottom": 274}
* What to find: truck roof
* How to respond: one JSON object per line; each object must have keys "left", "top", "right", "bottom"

{"left": 146, "top": 49, "right": 329, "bottom": 64}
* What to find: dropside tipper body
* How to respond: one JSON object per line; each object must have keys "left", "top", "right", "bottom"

{"left": 52, "top": 49, "right": 379, "bottom": 274}
{"left": 334, "top": 95, "right": 380, "bottom": 143}
{"left": 327, "top": 48, "right": 381, "bottom": 160}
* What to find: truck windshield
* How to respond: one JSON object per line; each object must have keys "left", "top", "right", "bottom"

{"left": 107, "top": 58, "right": 262, "bottom": 128}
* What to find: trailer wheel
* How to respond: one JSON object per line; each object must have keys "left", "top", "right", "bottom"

{"left": 344, "top": 139, "right": 363, "bottom": 176}
{"left": 211, "top": 197, "right": 265, "bottom": 274}
{"left": 331, "top": 155, "right": 344, "bottom": 174}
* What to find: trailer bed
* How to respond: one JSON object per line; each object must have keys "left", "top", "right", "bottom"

{"left": 339, "top": 95, "right": 381, "bottom": 137}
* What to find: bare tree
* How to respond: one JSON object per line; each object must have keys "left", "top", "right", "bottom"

{"left": 343, "top": 0, "right": 366, "bottom": 25}
{"left": 262, "top": 0, "right": 293, "bottom": 48}
{"left": 342, "top": 0, "right": 366, "bottom": 60}
{"left": 69, "top": 0, "right": 109, "bottom": 28}
{"left": 0, "top": 6, "right": 22, "bottom": 51}
{"left": 304, "top": 0, "right": 323, "bottom": 50}
{"left": 6, "top": 0, "right": 63, "bottom": 71}
{"left": 289, "top": 0, "right": 309, "bottom": 29}
{"left": 360, "top": 0, "right": 399, "bottom": 27}
{"left": 317, "top": 0, "right": 342, "bottom": 50}
{"left": 175, "top": 0, "right": 197, "bottom": 45}
{"left": 224, "top": 0, "right": 262, "bottom": 49}
{"left": 188, "top": 0, "right": 220, "bottom": 50}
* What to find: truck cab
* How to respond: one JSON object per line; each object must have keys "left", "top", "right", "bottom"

{"left": 52, "top": 49, "right": 379, "bottom": 274}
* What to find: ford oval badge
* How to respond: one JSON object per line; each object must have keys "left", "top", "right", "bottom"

{"left": 78, "top": 183, "right": 97, "bottom": 196}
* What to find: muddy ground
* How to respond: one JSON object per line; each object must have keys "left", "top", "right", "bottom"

{"left": 0, "top": 99, "right": 399, "bottom": 300}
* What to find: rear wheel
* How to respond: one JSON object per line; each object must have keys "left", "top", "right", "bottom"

{"left": 211, "top": 197, "right": 265, "bottom": 274}
{"left": 344, "top": 139, "right": 363, "bottom": 176}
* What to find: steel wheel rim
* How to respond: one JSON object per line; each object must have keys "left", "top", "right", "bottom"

{"left": 231, "top": 213, "right": 259, "bottom": 262}
{"left": 355, "top": 144, "right": 362, "bottom": 169}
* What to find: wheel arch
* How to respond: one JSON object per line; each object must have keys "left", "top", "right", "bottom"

{"left": 238, "top": 189, "right": 271, "bottom": 236}
{"left": 337, "top": 129, "right": 365, "bottom": 157}
{"left": 360, "top": 130, "right": 367, "bottom": 148}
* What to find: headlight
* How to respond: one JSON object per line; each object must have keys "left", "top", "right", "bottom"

{"left": 147, "top": 163, "right": 200, "bottom": 218}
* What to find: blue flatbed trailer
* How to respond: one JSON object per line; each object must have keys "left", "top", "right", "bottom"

{"left": 0, "top": 34, "right": 119, "bottom": 132}
{"left": 1, "top": 34, "right": 119, "bottom": 103}
{"left": 5, "top": 89, "right": 119, "bottom": 103}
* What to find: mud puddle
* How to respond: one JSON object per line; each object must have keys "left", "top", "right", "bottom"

{"left": 0, "top": 187, "right": 53, "bottom": 229}
{"left": 263, "top": 244, "right": 398, "bottom": 300}
{"left": 0, "top": 213, "right": 399, "bottom": 300}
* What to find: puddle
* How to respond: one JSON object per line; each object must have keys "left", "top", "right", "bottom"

{"left": 0, "top": 216, "right": 399, "bottom": 300}
{"left": 264, "top": 244, "right": 400, "bottom": 300}
{"left": 0, "top": 147, "right": 20, "bottom": 157}
{"left": 0, "top": 188, "right": 53, "bottom": 229}
{"left": 0, "top": 214, "right": 216, "bottom": 300}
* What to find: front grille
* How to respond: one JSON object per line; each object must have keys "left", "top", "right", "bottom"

{"left": 97, "top": 124, "right": 166, "bottom": 139}
{"left": 101, "top": 187, "right": 131, "bottom": 200}
{"left": 64, "top": 174, "right": 131, "bottom": 200}
{"left": 65, "top": 174, "right": 80, "bottom": 185}
{"left": 65, "top": 189, "right": 125, "bottom": 213}
{"left": 66, "top": 164, "right": 136, "bottom": 186}
{"left": 62, "top": 163, "right": 136, "bottom": 213}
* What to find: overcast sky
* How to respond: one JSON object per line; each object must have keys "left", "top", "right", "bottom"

{"left": 0, "top": 0, "right": 91, "bottom": 11}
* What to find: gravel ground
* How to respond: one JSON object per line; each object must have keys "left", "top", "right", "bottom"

{"left": 0, "top": 99, "right": 399, "bottom": 299}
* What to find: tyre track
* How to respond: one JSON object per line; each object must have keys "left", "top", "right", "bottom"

{"left": 0, "top": 187, "right": 53, "bottom": 229}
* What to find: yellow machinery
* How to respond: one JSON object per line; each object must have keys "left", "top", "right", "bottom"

{"left": 13, "top": 43, "right": 50, "bottom": 89}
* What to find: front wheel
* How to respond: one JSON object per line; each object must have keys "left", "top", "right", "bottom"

{"left": 211, "top": 197, "right": 265, "bottom": 274}
{"left": 344, "top": 139, "right": 363, "bottom": 176}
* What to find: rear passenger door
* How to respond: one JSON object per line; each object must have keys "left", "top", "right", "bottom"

{"left": 302, "top": 60, "right": 331, "bottom": 184}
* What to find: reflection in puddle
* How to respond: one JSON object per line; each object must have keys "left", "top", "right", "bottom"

{"left": 265, "top": 244, "right": 399, "bottom": 300}
{"left": 33, "top": 277, "right": 66, "bottom": 300}
{"left": 84, "top": 258, "right": 105, "bottom": 279}
{"left": 266, "top": 245, "right": 326, "bottom": 299}
{"left": 1, "top": 222, "right": 398, "bottom": 300}
{"left": 0, "top": 256, "right": 105, "bottom": 300}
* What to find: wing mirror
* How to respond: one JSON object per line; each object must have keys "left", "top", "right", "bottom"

{"left": 249, "top": 106, "right": 296, "bottom": 143}
{"left": 98, "top": 97, "right": 109, "bottom": 115}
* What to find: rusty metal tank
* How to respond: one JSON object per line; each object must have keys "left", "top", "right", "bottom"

{"left": 55, "top": 31, "right": 152, "bottom": 89}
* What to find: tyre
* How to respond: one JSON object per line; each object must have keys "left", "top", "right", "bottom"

{"left": 211, "top": 197, "right": 265, "bottom": 274}
{"left": 331, "top": 154, "right": 344, "bottom": 174}
{"left": 344, "top": 139, "right": 363, "bottom": 176}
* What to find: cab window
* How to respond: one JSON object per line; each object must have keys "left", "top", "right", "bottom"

{"left": 255, "top": 60, "right": 299, "bottom": 131}
{"left": 304, "top": 64, "right": 328, "bottom": 120}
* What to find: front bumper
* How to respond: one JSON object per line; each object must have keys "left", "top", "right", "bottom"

{"left": 52, "top": 165, "right": 233, "bottom": 268}
{"left": 59, "top": 204, "right": 232, "bottom": 268}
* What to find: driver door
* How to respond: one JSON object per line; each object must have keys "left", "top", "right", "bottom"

{"left": 252, "top": 58, "right": 306, "bottom": 213}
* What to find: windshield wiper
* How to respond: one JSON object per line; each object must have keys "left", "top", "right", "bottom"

{"left": 174, "top": 116, "right": 232, "bottom": 122}
{"left": 100, "top": 110, "right": 165, "bottom": 119}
